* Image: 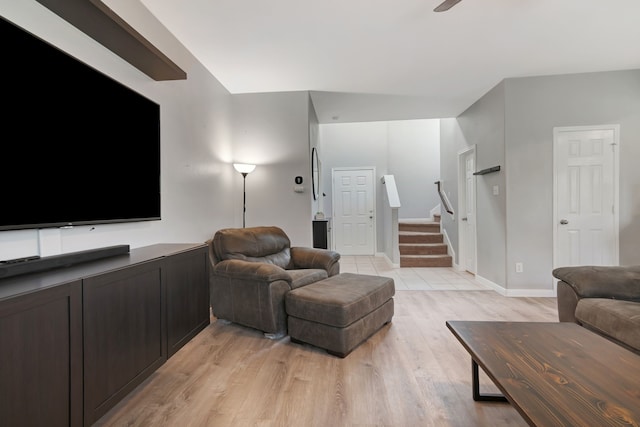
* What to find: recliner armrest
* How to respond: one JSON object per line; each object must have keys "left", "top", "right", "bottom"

{"left": 552, "top": 265, "right": 640, "bottom": 300}
{"left": 290, "top": 247, "right": 341, "bottom": 276}
{"left": 212, "top": 259, "right": 292, "bottom": 284}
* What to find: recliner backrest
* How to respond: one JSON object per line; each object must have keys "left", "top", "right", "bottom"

{"left": 212, "top": 226, "right": 292, "bottom": 268}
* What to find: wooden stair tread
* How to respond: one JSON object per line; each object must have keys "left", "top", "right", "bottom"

{"left": 400, "top": 254, "right": 452, "bottom": 267}
{"left": 399, "top": 231, "right": 441, "bottom": 235}
{"left": 401, "top": 255, "right": 452, "bottom": 259}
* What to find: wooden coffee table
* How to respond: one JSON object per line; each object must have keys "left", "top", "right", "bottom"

{"left": 446, "top": 321, "right": 640, "bottom": 426}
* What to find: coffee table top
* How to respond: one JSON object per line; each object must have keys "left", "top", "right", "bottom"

{"left": 446, "top": 321, "right": 640, "bottom": 426}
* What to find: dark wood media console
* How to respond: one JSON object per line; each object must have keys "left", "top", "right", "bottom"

{"left": 0, "top": 243, "right": 210, "bottom": 427}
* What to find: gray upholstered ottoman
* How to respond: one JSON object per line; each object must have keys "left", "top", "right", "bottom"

{"left": 285, "top": 272, "right": 395, "bottom": 357}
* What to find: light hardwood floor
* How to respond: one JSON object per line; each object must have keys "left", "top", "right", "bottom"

{"left": 95, "top": 262, "right": 558, "bottom": 427}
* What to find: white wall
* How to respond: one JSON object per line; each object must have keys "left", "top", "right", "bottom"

{"left": 319, "top": 119, "right": 441, "bottom": 252}
{"left": 0, "top": 1, "right": 234, "bottom": 259}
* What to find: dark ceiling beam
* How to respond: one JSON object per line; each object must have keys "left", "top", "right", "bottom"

{"left": 35, "top": 0, "right": 186, "bottom": 81}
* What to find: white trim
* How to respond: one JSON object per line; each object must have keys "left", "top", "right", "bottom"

{"left": 381, "top": 175, "right": 401, "bottom": 208}
{"left": 442, "top": 227, "right": 456, "bottom": 268}
{"left": 379, "top": 252, "right": 400, "bottom": 268}
{"left": 398, "top": 217, "right": 432, "bottom": 222}
{"left": 505, "top": 289, "right": 556, "bottom": 297}
{"left": 331, "top": 166, "right": 377, "bottom": 255}
{"left": 475, "top": 275, "right": 556, "bottom": 297}
{"left": 457, "top": 145, "right": 477, "bottom": 274}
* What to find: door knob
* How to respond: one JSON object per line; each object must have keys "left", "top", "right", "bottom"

{"left": 560, "top": 219, "right": 569, "bottom": 225}
{"left": 461, "top": 217, "right": 468, "bottom": 221}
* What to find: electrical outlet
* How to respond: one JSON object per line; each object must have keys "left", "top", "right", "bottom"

{"left": 515, "top": 262, "right": 523, "bottom": 273}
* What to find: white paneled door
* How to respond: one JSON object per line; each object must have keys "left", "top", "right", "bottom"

{"left": 460, "top": 147, "right": 477, "bottom": 274}
{"left": 332, "top": 168, "right": 375, "bottom": 255}
{"left": 553, "top": 125, "right": 619, "bottom": 268}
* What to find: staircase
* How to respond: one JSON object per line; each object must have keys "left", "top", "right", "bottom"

{"left": 399, "top": 215, "right": 452, "bottom": 267}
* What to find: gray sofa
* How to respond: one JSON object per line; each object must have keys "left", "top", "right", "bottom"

{"left": 207, "top": 226, "right": 340, "bottom": 339}
{"left": 553, "top": 265, "right": 640, "bottom": 354}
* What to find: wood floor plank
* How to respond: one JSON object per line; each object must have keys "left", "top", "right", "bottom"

{"left": 94, "top": 290, "right": 558, "bottom": 426}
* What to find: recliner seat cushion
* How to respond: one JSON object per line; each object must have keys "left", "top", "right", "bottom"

{"left": 213, "top": 226, "right": 292, "bottom": 268}
{"left": 576, "top": 298, "right": 640, "bottom": 352}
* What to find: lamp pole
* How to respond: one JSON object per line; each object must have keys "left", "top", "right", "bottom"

{"left": 233, "top": 163, "right": 256, "bottom": 228}
{"left": 241, "top": 172, "right": 248, "bottom": 228}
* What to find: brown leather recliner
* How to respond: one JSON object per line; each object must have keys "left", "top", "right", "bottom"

{"left": 207, "top": 226, "right": 340, "bottom": 338}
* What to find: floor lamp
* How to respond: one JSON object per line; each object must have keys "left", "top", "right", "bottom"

{"left": 233, "top": 163, "right": 256, "bottom": 228}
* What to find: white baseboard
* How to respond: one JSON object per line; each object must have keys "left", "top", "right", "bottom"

{"left": 442, "top": 228, "right": 455, "bottom": 263}
{"left": 378, "top": 252, "right": 399, "bottom": 268}
{"left": 475, "top": 275, "right": 556, "bottom": 297}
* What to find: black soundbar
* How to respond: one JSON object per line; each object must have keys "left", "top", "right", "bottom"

{"left": 0, "top": 245, "right": 130, "bottom": 279}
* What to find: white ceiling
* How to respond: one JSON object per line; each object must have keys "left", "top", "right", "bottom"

{"left": 134, "top": 0, "right": 640, "bottom": 123}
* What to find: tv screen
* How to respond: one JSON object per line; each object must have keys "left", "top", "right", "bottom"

{"left": 0, "top": 16, "right": 161, "bottom": 232}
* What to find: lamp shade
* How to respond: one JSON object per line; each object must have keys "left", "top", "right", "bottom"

{"left": 233, "top": 163, "right": 256, "bottom": 174}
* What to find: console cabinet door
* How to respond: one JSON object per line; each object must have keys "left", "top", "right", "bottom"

{"left": 82, "top": 261, "right": 165, "bottom": 426}
{"left": 0, "top": 281, "right": 83, "bottom": 427}
{"left": 165, "top": 246, "right": 210, "bottom": 357}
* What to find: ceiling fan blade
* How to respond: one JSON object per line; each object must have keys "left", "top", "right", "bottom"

{"left": 434, "top": 0, "right": 462, "bottom": 12}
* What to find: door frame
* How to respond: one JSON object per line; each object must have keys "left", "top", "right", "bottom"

{"left": 552, "top": 124, "right": 620, "bottom": 269}
{"left": 331, "top": 166, "right": 376, "bottom": 255}
{"left": 457, "top": 145, "right": 477, "bottom": 274}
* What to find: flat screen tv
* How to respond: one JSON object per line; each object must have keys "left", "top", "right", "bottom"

{"left": 0, "top": 16, "right": 161, "bottom": 232}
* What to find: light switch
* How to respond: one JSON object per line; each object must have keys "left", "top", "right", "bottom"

{"left": 493, "top": 185, "right": 499, "bottom": 195}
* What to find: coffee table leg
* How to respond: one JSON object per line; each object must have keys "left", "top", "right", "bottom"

{"left": 472, "top": 360, "right": 508, "bottom": 402}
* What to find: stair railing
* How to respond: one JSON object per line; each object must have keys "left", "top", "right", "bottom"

{"left": 435, "top": 181, "right": 454, "bottom": 217}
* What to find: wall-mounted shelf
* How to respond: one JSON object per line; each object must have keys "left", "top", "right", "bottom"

{"left": 473, "top": 166, "right": 501, "bottom": 176}
{"left": 35, "top": 0, "right": 186, "bottom": 81}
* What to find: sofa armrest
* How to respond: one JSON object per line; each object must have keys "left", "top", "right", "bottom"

{"left": 212, "top": 259, "right": 292, "bottom": 284}
{"left": 556, "top": 280, "right": 581, "bottom": 322}
{"left": 210, "top": 259, "right": 292, "bottom": 335}
{"left": 552, "top": 265, "right": 640, "bottom": 300}
{"left": 290, "top": 247, "right": 341, "bottom": 276}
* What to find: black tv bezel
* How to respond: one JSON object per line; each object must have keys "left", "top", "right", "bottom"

{"left": 0, "top": 15, "right": 161, "bottom": 232}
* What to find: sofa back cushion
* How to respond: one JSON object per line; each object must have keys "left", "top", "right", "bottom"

{"left": 213, "top": 226, "right": 292, "bottom": 268}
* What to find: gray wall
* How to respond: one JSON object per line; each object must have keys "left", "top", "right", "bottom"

{"left": 504, "top": 70, "right": 640, "bottom": 289}
{"left": 319, "top": 120, "right": 441, "bottom": 253}
{"left": 441, "top": 69, "right": 640, "bottom": 292}
{"left": 309, "top": 97, "right": 321, "bottom": 218}
{"left": 230, "top": 91, "right": 314, "bottom": 246}
{"left": 387, "top": 120, "right": 441, "bottom": 219}
{"left": 440, "top": 82, "right": 507, "bottom": 286}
